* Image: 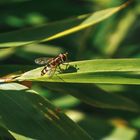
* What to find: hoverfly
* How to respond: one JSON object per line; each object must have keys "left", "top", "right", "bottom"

{"left": 35, "top": 52, "right": 68, "bottom": 77}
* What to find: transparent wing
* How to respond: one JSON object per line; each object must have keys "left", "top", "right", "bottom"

{"left": 35, "top": 57, "right": 53, "bottom": 65}
{"left": 47, "top": 67, "right": 57, "bottom": 78}
{"left": 41, "top": 66, "right": 57, "bottom": 77}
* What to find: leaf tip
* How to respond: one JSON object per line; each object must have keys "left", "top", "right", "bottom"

{"left": 120, "top": 0, "right": 133, "bottom": 10}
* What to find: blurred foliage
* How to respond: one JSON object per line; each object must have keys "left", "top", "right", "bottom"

{"left": 0, "top": 0, "right": 140, "bottom": 139}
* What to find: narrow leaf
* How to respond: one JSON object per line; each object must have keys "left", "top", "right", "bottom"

{"left": 45, "top": 82, "right": 139, "bottom": 112}
{"left": 0, "top": 2, "right": 128, "bottom": 47}
{"left": 16, "top": 59, "right": 140, "bottom": 85}
{"left": 0, "top": 83, "right": 92, "bottom": 140}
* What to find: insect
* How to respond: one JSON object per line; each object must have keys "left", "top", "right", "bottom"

{"left": 35, "top": 52, "right": 68, "bottom": 77}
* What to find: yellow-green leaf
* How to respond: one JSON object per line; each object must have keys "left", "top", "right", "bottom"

{"left": 0, "top": 2, "right": 128, "bottom": 48}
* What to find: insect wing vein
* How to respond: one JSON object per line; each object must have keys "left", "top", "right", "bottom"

{"left": 35, "top": 57, "right": 53, "bottom": 65}
{"left": 47, "top": 67, "right": 57, "bottom": 77}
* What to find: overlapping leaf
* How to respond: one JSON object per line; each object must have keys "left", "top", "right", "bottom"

{"left": 0, "top": 2, "right": 128, "bottom": 47}
{"left": 14, "top": 58, "right": 140, "bottom": 112}
{"left": 0, "top": 83, "right": 92, "bottom": 140}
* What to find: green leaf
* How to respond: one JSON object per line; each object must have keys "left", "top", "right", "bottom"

{"left": 0, "top": 125, "right": 16, "bottom": 140}
{"left": 0, "top": 2, "right": 127, "bottom": 48}
{"left": 45, "top": 83, "right": 139, "bottom": 112}
{"left": 66, "top": 110, "right": 139, "bottom": 140}
{"left": 16, "top": 58, "right": 140, "bottom": 85}
{"left": 104, "top": 9, "right": 137, "bottom": 56}
{"left": 103, "top": 127, "right": 137, "bottom": 140}
{"left": 0, "top": 48, "right": 14, "bottom": 60}
{"left": 0, "top": 83, "right": 92, "bottom": 140}
{"left": 0, "top": 0, "right": 28, "bottom": 4}
{"left": 14, "top": 58, "right": 140, "bottom": 112}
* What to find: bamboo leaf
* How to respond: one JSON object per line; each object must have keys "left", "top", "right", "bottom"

{"left": 14, "top": 58, "right": 140, "bottom": 112}
{"left": 0, "top": 125, "right": 16, "bottom": 140}
{"left": 45, "top": 82, "right": 139, "bottom": 112}
{"left": 0, "top": 83, "right": 92, "bottom": 140}
{"left": 16, "top": 59, "right": 140, "bottom": 85}
{"left": 0, "top": 2, "right": 128, "bottom": 48}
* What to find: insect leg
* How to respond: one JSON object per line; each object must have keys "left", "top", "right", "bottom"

{"left": 62, "top": 62, "right": 69, "bottom": 69}
{"left": 57, "top": 65, "right": 63, "bottom": 73}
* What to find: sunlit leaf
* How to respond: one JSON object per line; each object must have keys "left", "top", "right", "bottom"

{"left": 16, "top": 58, "right": 140, "bottom": 85}
{"left": 14, "top": 58, "right": 140, "bottom": 111}
{"left": 0, "top": 2, "right": 128, "bottom": 48}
